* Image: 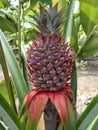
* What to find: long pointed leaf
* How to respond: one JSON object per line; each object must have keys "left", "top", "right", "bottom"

{"left": 28, "top": 93, "right": 48, "bottom": 122}
{"left": 57, "top": 123, "right": 64, "bottom": 130}
{"left": 0, "top": 43, "right": 16, "bottom": 112}
{"left": 53, "top": 93, "right": 69, "bottom": 130}
{"left": 0, "top": 29, "right": 28, "bottom": 104}
{"left": 0, "top": 94, "right": 24, "bottom": 130}
{"left": 26, "top": 116, "right": 36, "bottom": 130}
{"left": 65, "top": 95, "right": 76, "bottom": 130}
{"left": 63, "top": 0, "right": 75, "bottom": 43}
{"left": 80, "top": 0, "right": 98, "bottom": 36}
{"left": 26, "top": 90, "right": 39, "bottom": 108}
{"left": 81, "top": 35, "right": 98, "bottom": 57}
{"left": 26, "top": 93, "right": 48, "bottom": 130}
{"left": 71, "top": 63, "right": 77, "bottom": 102}
{"left": 87, "top": 115, "right": 98, "bottom": 130}
{"left": 0, "top": 16, "right": 16, "bottom": 33}
{"left": 77, "top": 94, "right": 98, "bottom": 130}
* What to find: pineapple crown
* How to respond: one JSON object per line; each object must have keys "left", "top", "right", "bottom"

{"left": 32, "top": 3, "right": 64, "bottom": 35}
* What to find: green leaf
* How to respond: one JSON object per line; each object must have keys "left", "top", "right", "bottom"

{"left": 71, "top": 63, "right": 77, "bottom": 102}
{"left": 52, "top": 0, "right": 67, "bottom": 9}
{"left": 81, "top": 34, "right": 98, "bottom": 57}
{"left": 29, "top": 0, "right": 52, "bottom": 8}
{"left": 0, "top": 94, "right": 24, "bottom": 130}
{"left": 87, "top": 115, "right": 98, "bottom": 130}
{"left": 77, "top": 94, "right": 98, "bottom": 130}
{"left": 0, "top": 0, "right": 9, "bottom": 8}
{"left": 0, "top": 16, "right": 17, "bottom": 33}
{"left": 70, "top": 0, "right": 80, "bottom": 53}
{"left": 70, "top": 18, "right": 79, "bottom": 53}
{"left": 41, "top": 0, "right": 52, "bottom": 5}
{"left": 66, "top": 96, "right": 76, "bottom": 130}
{"left": 0, "top": 121, "right": 6, "bottom": 130}
{"left": 0, "top": 30, "right": 28, "bottom": 104}
{"left": 26, "top": 116, "right": 37, "bottom": 130}
{"left": 18, "top": 97, "right": 27, "bottom": 119}
{"left": 0, "top": 81, "right": 10, "bottom": 103}
{"left": 29, "top": 0, "right": 40, "bottom": 8}
{"left": 21, "top": 41, "right": 29, "bottom": 89}
{"left": 63, "top": 0, "right": 76, "bottom": 43}
{"left": 0, "top": 43, "right": 17, "bottom": 112}
{"left": 57, "top": 123, "right": 64, "bottom": 130}
{"left": 80, "top": 0, "right": 98, "bottom": 36}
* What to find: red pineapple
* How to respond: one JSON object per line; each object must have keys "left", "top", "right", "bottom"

{"left": 26, "top": 3, "right": 76, "bottom": 130}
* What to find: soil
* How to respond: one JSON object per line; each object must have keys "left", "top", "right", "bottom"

{"left": 77, "top": 66, "right": 98, "bottom": 115}
{"left": 0, "top": 59, "right": 98, "bottom": 116}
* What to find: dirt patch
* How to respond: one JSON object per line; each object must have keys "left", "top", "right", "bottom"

{"left": 77, "top": 65, "right": 98, "bottom": 115}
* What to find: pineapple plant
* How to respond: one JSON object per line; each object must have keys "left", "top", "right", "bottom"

{"left": 26, "top": 3, "right": 76, "bottom": 130}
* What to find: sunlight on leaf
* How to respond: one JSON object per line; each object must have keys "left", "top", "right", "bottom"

{"left": 80, "top": 0, "right": 98, "bottom": 36}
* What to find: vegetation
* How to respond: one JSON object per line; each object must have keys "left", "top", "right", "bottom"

{"left": 0, "top": 0, "right": 98, "bottom": 130}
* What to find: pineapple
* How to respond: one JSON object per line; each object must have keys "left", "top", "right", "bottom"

{"left": 27, "top": 4, "right": 73, "bottom": 91}
{"left": 26, "top": 3, "right": 76, "bottom": 130}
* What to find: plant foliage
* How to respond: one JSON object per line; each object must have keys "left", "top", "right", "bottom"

{"left": 0, "top": 0, "right": 98, "bottom": 130}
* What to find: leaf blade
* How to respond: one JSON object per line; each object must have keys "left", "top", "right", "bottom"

{"left": 0, "top": 94, "right": 24, "bottom": 130}
{"left": 81, "top": 35, "right": 98, "bottom": 57}
{"left": 77, "top": 94, "right": 98, "bottom": 130}
{"left": 0, "top": 29, "right": 28, "bottom": 104}
{"left": 26, "top": 92, "right": 48, "bottom": 130}
{"left": 53, "top": 93, "right": 69, "bottom": 130}
{"left": 63, "top": 0, "right": 76, "bottom": 43}
{"left": 80, "top": 0, "right": 98, "bottom": 36}
{"left": 86, "top": 115, "right": 98, "bottom": 130}
{"left": 0, "top": 16, "right": 17, "bottom": 33}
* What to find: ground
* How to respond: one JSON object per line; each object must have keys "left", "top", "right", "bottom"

{"left": 0, "top": 59, "right": 98, "bottom": 115}
{"left": 77, "top": 66, "right": 98, "bottom": 115}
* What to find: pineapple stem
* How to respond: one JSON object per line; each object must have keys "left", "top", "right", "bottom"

{"left": 44, "top": 100, "right": 58, "bottom": 130}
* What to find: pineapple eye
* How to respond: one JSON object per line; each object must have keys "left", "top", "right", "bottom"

{"left": 68, "top": 50, "right": 74, "bottom": 57}
{"left": 29, "top": 59, "right": 37, "bottom": 65}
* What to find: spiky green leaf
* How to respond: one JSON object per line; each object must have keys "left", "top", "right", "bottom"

{"left": 0, "top": 94, "right": 24, "bottom": 130}
{"left": 86, "top": 115, "right": 98, "bottom": 130}
{"left": 63, "top": 0, "right": 75, "bottom": 43}
{"left": 65, "top": 95, "right": 76, "bottom": 130}
{"left": 77, "top": 94, "right": 98, "bottom": 130}
{"left": 0, "top": 30, "right": 28, "bottom": 104}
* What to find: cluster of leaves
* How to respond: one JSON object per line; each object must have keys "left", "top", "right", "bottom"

{"left": 0, "top": 0, "right": 98, "bottom": 130}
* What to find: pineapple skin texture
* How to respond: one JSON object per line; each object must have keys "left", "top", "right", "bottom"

{"left": 27, "top": 34, "right": 73, "bottom": 91}
{"left": 27, "top": 4, "right": 74, "bottom": 91}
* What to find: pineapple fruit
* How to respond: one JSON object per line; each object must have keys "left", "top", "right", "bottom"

{"left": 27, "top": 4, "right": 73, "bottom": 91}
{"left": 26, "top": 3, "right": 76, "bottom": 130}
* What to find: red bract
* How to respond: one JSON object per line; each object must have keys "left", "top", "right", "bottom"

{"left": 26, "top": 86, "right": 75, "bottom": 129}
